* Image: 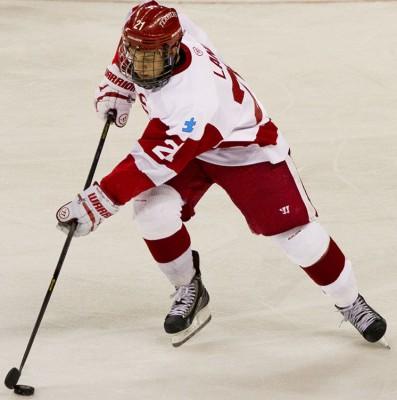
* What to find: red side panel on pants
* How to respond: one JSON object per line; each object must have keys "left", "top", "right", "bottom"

{"left": 203, "top": 161, "right": 311, "bottom": 236}
{"left": 166, "top": 158, "right": 316, "bottom": 236}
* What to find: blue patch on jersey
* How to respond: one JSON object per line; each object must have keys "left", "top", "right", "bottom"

{"left": 182, "top": 117, "right": 197, "bottom": 133}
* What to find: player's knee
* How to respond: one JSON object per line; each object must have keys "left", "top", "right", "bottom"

{"left": 133, "top": 185, "right": 184, "bottom": 240}
{"left": 271, "top": 221, "right": 330, "bottom": 267}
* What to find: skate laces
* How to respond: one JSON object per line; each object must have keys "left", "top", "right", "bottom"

{"left": 338, "top": 296, "right": 378, "bottom": 333}
{"left": 169, "top": 283, "right": 197, "bottom": 317}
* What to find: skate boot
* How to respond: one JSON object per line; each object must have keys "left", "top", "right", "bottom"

{"left": 164, "top": 250, "right": 211, "bottom": 347}
{"left": 336, "top": 294, "right": 389, "bottom": 347}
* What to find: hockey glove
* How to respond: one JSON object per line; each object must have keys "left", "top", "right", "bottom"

{"left": 95, "top": 64, "right": 136, "bottom": 128}
{"left": 56, "top": 183, "right": 119, "bottom": 237}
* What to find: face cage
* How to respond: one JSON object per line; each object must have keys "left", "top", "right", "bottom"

{"left": 119, "top": 43, "right": 178, "bottom": 90}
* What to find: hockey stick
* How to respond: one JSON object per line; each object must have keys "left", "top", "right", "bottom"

{"left": 4, "top": 111, "right": 116, "bottom": 392}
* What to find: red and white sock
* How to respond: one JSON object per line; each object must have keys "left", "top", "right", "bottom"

{"left": 273, "top": 221, "right": 358, "bottom": 307}
{"left": 301, "top": 238, "right": 358, "bottom": 307}
{"left": 144, "top": 225, "right": 195, "bottom": 287}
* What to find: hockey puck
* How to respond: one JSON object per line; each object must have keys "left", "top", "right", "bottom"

{"left": 14, "top": 385, "right": 35, "bottom": 396}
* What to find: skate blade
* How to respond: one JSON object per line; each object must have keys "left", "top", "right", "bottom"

{"left": 170, "top": 305, "right": 211, "bottom": 348}
{"left": 378, "top": 337, "right": 391, "bottom": 350}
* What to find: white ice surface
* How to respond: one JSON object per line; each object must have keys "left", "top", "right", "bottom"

{"left": 1, "top": 1, "right": 396, "bottom": 399}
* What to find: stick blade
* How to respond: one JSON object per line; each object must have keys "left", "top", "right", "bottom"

{"left": 4, "top": 367, "right": 20, "bottom": 389}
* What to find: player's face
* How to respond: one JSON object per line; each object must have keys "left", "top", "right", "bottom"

{"left": 132, "top": 49, "right": 165, "bottom": 80}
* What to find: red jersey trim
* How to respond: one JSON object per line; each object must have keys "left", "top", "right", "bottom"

{"left": 172, "top": 43, "right": 192, "bottom": 76}
{"left": 216, "top": 120, "right": 278, "bottom": 149}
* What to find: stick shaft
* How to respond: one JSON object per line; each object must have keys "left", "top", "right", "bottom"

{"left": 19, "top": 116, "right": 113, "bottom": 372}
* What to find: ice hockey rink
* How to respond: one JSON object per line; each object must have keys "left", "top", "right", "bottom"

{"left": 1, "top": 0, "right": 396, "bottom": 398}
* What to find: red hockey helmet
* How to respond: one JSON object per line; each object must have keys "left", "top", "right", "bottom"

{"left": 119, "top": 1, "right": 183, "bottom": 89}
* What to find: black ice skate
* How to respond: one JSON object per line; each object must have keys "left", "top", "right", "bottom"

{"left": 164, "top": 251, "right": 211, "bottom": 347}
{"left": 336, "top": 294, "right": 389, "bottom": 348}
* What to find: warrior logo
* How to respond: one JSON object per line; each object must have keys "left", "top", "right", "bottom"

{"left": 57, "top": 205, "right": 70, "bottom": 221}
{"left": 279, "top": 205, "right": 290, "bottom": 215}
{"left": 118, "top": 113, "right": 129, "bottom": 126}
{"left": 88, "top": 193, "right": 112, "bottom": 218}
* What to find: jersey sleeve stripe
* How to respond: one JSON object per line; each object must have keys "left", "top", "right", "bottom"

{"left": 100, "top": 154, "right": 155, "bottom": 205}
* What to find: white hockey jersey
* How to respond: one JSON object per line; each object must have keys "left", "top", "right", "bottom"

{"left": 100, "top": 9, "right": 289, "bottom": 204}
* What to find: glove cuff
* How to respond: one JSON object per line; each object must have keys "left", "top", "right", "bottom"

{"left": 85, "top": 183, "right": 120, "bottom": 218}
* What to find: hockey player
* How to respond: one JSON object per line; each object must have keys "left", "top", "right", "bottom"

{"left": 57, "top": 1, "right": 388, "bottom": 348}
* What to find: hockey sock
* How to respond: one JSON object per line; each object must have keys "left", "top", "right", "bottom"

{"left": 301, "top": 238, "right": 358, "bottom": 307}
{"left": 144, "top": 225, "right": 195, "bottom": 286}
{"left": 157, "top": 248, "right": 196, "bottom": 287}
